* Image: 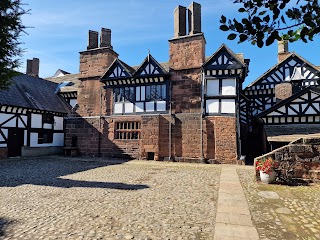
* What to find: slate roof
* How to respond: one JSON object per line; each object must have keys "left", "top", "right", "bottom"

{"left": 46, "top": 73, "right": 80, "bottom": 93}
{"left": 0, "top": 73, "right": 71, "bottom": 114}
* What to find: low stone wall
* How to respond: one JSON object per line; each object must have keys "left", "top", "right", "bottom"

{"left": 255, "top": 137, "right": 320, "bottom": 180}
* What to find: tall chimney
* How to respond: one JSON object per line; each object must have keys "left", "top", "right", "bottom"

{"left": 87, "top": 30, "right": 99, "bottom": 50}
{"left": 278, "top": 40, "right": 290, "bottom": 62}
{"left": 188, "top": 2, "right": 201, "bottom": 35}
{"left": 174, "top": 5, "right": 187, "bottom": 38}
{"left": 100, "top": 28, "right": 112, "bottom": 49}
{"left": 26, "top": 58, "right": 39, "bottom": 77}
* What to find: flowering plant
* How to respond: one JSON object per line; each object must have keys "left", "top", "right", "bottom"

{"left": 256, "top": 157, "right": 279, "bottom": 173}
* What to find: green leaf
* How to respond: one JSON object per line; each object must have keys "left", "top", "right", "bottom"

{"left": 220, "top": 15, "right": 226, "bottom": 24}
{"left": 227, "top": 33, "right": 237, "bottom": 40}
{"left": 239, "top": 34, "right": 248, "bottom": 42}
{"left": 220, "top": 25, "right": 229, "bottom": 31}
{"left": 238, "top": 8, "right": 246, "bottom": 13}
{"left": 266, "top": 35, "right": 275, "bottom": 46}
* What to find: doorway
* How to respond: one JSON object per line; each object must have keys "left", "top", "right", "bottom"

{"left": 7, "top": 128, "right": 24, "bottom": 157}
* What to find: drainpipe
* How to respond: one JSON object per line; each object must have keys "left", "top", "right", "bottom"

{"left": 168, "top": 80, "right": 172, "bottom": 161}
{"left": 200, "top": 69, "right": 205, "bottom": 163}
{"left": 98, "top": 86, "right": 102, "bottom": 157}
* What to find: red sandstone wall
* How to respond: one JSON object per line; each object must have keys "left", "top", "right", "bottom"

{"left": 209, "top": 116, "right": 238, "bottom": 164}
{"left": 169, "top": 34, "right": 205, "bottom": 70}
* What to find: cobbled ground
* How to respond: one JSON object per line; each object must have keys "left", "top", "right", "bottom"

{"left": 238, "top": 168, "right": 320, "bottom": 240}
{"left": 0, "top": 157, "right": 221, "bottom": 240}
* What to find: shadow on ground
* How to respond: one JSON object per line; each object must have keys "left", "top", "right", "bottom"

{"left": 0, "top": 218, "right": 11, "bottom": 237}
{"left": 0, "top": 157, "right": 149, "bottom": 190}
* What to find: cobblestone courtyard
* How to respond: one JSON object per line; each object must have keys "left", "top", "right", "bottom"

{"left": 0, "top": 157, "right": 319, "bottom": 240}
{"left": 0, "top": 157, "right": 220, "bottom": 240}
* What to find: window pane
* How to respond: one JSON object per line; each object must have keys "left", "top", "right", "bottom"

{"left": 114, "top": 88, "right": 119, "bottom": 102}
{"left": 161, "top": 84, "right": 166, "bottom": 100}
{"left": 141, "top": 86, "right": 146, "bottom": 101}
{"left": 119, "top": 88, "right": 124, "bottom": 102}
{"left": 207, "top": 80, "right": 220, "bottom": 96}
{"left": 146, "top": 86, "right": 151, "bottom": 101}
{"left": 221, "top": 79, "right": 236, "bottom": 95}
{"left": 206, "top": 99, "right": 219, "bottom": 113}
{"left": 221, "top": 99, "right": 235, "bottom": 113}
{"left": 136, "top": 86, "right": 141, "bottom": 101}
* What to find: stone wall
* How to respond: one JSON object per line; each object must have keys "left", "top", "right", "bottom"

{"left": 169, "top": 34, "right": 205, "bottom": 71}
{"left": 255, "top": 137, "right": 320, "bottom": 180}
{"left": 209, "top": 116, "right": 238, "bottom": 164}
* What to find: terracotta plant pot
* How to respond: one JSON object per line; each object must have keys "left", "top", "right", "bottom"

{"left": 260, "top": 170, "right": 277, "bottom": 184}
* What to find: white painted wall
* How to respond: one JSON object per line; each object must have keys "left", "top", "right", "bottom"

{"left": 0, "top": 113, "right": 15, "bottom": 128}
{"left": 124, "top": 103, "right": 134, "bottom": 113}
{"left": 0, "top": 128, "right": 8, "bottom": 141}
{"left": 30, "top": 132, "right": 64, "bottom": 147}
{"left": 54, "top": 116, "right": 64, "bottom": 130}
{"left": 31, "top": 114, "right": 42, "bottom": 128}
{"left": 69, "top": 99, "right": 77, "bottom": 108}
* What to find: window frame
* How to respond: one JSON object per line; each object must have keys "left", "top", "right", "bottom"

{"left": 204, "top": 77, "right": 238, "bottom": 116}
{"left": 114, "top": 121, "right": 141, "bottom": 140}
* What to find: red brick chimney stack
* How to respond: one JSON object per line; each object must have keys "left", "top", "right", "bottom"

{"left": 278, "top": 40, "right": 290, "bottom": 63}
{"left": 26, "top": 58, "right": 39, "bottom": 77}
{"left": 100, "top": 28, "right": 112, "bottom": 49}
{"left": 188, "top": 2, "right": 201, "bottom": 35}
{"left": 174, "top": 5, "right": 187, "bottom": 38}
{"left": 87, "top": 30, "right": 99, "bottom": 50}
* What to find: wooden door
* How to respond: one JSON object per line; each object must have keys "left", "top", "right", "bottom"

{"left": 7, "top": 128, "right": 24, "bottom": 157}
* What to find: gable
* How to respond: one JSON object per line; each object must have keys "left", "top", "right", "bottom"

{"left": 134, "top": 54, "right": 167, "bottom": 77}
{"left": 257, "top": 88, "right": 320, "bottom": 125}
{"left": 246, "top": 55, "right": 319, "bottom": 90}
{"left": 101, "top": 59, "right": 133, "bottom": 80}
{"left": 204, "top": 45, "right": 244, "bottom": 70}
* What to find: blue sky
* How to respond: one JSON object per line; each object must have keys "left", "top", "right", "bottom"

{"left": 18, "top": 0, "right": 319, "bottom": 87}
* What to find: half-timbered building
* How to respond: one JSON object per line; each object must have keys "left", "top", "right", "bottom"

{"left": 0, "top": 60, "right": 70, "bottom": 159}
{"left": 243, "top": 41, "right": 320, "bottom": 152}
{"left": 65, "top": 2, "right": 250, "bottom": 164}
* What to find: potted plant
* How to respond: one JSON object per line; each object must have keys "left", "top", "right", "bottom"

{"left": 256, "top": 157, "right": 279, "bottom": 184}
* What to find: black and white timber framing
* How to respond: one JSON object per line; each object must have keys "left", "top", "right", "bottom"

{"left": 101, "top": 54, "right": 170, "bottom": 115}
{"left": 256, "top": 86, "right": 320, "bottom": 125}
{"left": 244, "top": 54, "right": 320, "bottom": 116}
{"left": 203, "top": 44, "right": 248, "bottom": 117}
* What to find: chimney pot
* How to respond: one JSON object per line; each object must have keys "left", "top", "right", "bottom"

{"left": 174, "top": 5, "right": 187, "bottom": 38}
{"left": 87, "top": 30, "right": 99, "bottom": 50}
{"left": 26, "top": 58, "right": 39, "bottom": 77}
{"left": 278, "top": 40, "right": 290, "bottom": 62}
{"left": 100, "top": 28, "right": 112, "bottom": 49}
{"left": 188, "top": 2, "right": 201, "bottom": 35}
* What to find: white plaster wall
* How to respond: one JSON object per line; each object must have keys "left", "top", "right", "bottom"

{"left": 54, "top": 116, "right": 64, "bottom": 130}
{"left": 30, "top": 132, "right": 64, "bottom": 147}
{"left": 124, "top": 103, "right": 134, "bottom": 113}
{"left": 0, "top": 113, "right": 15, "bottom": 128}
{"left": 43, "top": 123, "right": 52, "bottom": 129}
{"left": 31, "top": 114, "right": 42, "bottom": 128}
{"left": 69, "top": 99, "right": 77, "bottom": 108}
{"left": 0, "top": 128, "right": 8, "bottom": 141}
{"left": 24, "top": 130, "right": 27, "bottom": 146}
